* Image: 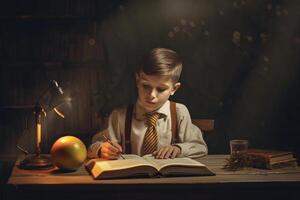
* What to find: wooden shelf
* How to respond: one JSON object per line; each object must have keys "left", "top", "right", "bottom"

{"left": 0, "top": 15, "right": 101, "bottom": 21}
{"left": 1, "top": 60, "right": 105, "bottom": 69}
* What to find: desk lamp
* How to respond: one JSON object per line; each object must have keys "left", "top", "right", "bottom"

{"left": 18, "top": 80, "right": 66, "bottom": 170}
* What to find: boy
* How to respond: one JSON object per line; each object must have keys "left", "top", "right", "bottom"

{"left": 88, "top": 48, "right": 207, "bottom": 159}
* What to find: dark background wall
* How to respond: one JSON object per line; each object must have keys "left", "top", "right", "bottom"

{"left": 0, "top": 0, "right": 299, "bottom": 168}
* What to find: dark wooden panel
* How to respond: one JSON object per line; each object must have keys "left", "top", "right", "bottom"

{"left": 0, "top": 1, "right": 113, "bottom": 156}
{"left": 0, "top": 66, "right": 108, "bottom": 154}
{"left": 0, "top": 21, "right": 104, "bottom": 63}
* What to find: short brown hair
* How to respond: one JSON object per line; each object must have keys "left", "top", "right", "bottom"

{"left": 137, "top": 48, "right": 182, "bottom": 82}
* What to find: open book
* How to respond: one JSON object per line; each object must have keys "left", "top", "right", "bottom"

{"left": 85, "top": 154, "right": 215, "bottom": 179}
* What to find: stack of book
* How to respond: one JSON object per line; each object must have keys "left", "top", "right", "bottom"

{"left": 247, "top": 149, "right": 298, "bottom": 169}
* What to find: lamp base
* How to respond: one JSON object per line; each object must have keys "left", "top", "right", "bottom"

{"left": 19, "top": 155, "right": 54, "bottom": 170}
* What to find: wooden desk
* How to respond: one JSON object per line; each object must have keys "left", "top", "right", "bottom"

{"left": 5, "top": 155, "right": 300, "bottom": 200}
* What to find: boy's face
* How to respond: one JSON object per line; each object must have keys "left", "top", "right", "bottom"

{"left": 136, "top": 72, "right": 181, "bottom": 112}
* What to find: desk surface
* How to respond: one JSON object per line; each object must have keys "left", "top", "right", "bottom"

{"left": 6, "top": 155, "right": 300, "bottom": 200}
{"left": 7, "top": 154, "right": 300, "bottom": 185}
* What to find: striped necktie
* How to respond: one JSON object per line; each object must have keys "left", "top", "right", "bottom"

{"left": 142, "top": 112, "right": 161, "bottom": 155}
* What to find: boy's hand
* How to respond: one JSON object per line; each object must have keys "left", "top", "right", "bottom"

{"left": 98, "top": 142, "right": 123, "bottom": 160}
{"left": 152, "top": 145, "right": 181, "bottom": 159}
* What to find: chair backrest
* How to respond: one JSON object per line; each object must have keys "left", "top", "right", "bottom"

{"left": 192, "top": 119, "right": 215, "bottom": 132}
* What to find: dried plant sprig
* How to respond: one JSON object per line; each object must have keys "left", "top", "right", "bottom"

{"left": 223, "top": 152, "right": 252, "bottom": 171}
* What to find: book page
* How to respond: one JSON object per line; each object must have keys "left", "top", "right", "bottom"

{"left": 122, "top": 154, "right": 144, "bottom": 160}
{"left": 143, "top": 156, "right": 205, "bottom": 171}
{"left": 86, "top": 158, "right": 158, "bottom": 179}
{"left": 85, "top": 154, "right": 142, "bottom": 167}
{"left": 94, "top": 159, "right": 154, "bottom": 171}
{"left": 86, "top": 154, "right": 154, "bottom": 170}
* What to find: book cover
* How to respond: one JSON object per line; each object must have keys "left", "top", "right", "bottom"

{"left": 85, "top": 154, "right": 215, "bottom": 179}
{"left": 252, "top": 158, "right": 298, "bottom": 169}
{"left": 247, "top": 149, "right": 294, "bottom": 163}
{"left": 247, "top": 149, "right": 298, "bottom": 169}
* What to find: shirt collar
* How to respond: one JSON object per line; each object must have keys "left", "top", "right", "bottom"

{"left": 134, "top": 100, "right": 169, "bottom": 121}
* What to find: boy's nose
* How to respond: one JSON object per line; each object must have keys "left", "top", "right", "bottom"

{"left": 149, "top": 89, "right": 157, "bottom": 98}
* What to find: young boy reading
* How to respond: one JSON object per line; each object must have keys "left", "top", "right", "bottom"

{"left": 88, "top": 48, "right": 207, "bottom": 159}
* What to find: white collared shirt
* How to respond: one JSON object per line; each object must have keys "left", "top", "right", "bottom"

{"left": 88, "top": 100, "right": 208, "bottom": 158}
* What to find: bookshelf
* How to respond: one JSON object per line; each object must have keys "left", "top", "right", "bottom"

{"left": 0, "top": 0, "right": 115, "bottom": 158}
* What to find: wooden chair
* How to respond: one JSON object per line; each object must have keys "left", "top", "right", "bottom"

{"left": 192, "top": 119, "right": 215, "bottom": 133}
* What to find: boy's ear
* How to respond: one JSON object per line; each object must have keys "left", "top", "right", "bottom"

{"left": 135, "top": 73, "right": 140, "bottom": 82}
{"left": 171, "top": 82, "right": 181, "bottom": 95}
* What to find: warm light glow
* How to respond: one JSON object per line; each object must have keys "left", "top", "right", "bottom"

{"left": 65, "top": 97, "right": 72, "bottom": 102}
{"left": 54, "top": 107, "right": 65, "bottom": 118}
{"left": 61, "top": 138, "right": 67, "bottom": 143}
{"left": 74, "top": 143, "right": 80, "bottom": 149}
{"left": 37, "top": 123, "right": 41, "bottom": 148}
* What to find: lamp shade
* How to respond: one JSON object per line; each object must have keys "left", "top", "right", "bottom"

{"left": 38, "top": 80, "right": 65, "bottom": 112}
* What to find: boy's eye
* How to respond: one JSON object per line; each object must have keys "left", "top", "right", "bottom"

{"left": 157, "top": 87, "right": 167, "bottom": 93}
{"left": 142, "top": 84, "right": 151, "bottom": 90}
